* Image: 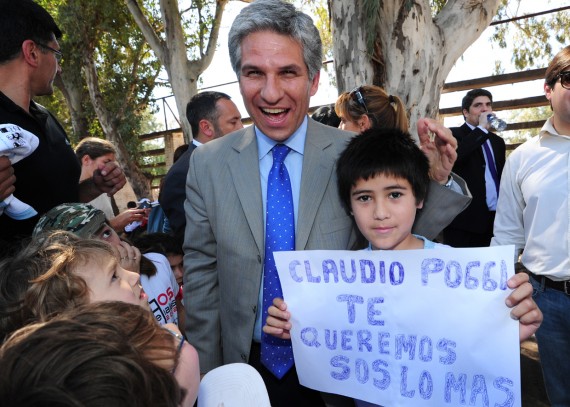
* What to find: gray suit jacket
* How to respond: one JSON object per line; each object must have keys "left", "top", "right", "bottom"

{"left": 183, "top": 119, "right": 471, "bottom": 373}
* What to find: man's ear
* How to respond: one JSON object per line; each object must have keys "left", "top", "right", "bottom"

{"left": 198, "top": 119, "right": 214, "bottom": 140}
{"left": 416, "top": 199, "right": 424, "bottom": 210}
{"left": 21, "top": 40, "right": 41, "bottom": 67}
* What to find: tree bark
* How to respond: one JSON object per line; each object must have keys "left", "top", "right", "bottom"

{"left": 83, "top": 52, "right": 152, "bottom": 199}
{"left": 54, "top": 74, "right": 90, "bottom": 139}
{"left": 330, "top": 0, "right": 501, "bottom": 135}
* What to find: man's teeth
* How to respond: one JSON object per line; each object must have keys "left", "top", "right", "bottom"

{"left": 263, "top": 108, "right": 286, "bottom": 114}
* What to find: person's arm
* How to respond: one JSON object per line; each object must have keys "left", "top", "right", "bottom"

{"left": 263, "top": 298, "right": 292, "bottom": 340}
{"left": 505, "top": 273, "right": 543, "bottom": 342}
{"left": 79, "top": 161, "right": 126, "bottom": 203}
{"left": 109, "top": 208, "right": 149, "bottom": 232}
{"left": 0, "top": 156, "right": 15, "bottom": 202}
{"left": 159, "top": 158, "right": 189, "bottom": 237}
{"left": 490, "top": 156, "right": 526, "bottom": 260}
{"left": 183, "top": 152, "right": 222, "bottom": 373}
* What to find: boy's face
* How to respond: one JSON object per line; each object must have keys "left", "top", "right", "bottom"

{"left": 167, "top": 253, "right": 184, "bottom": 285}
{"left": 76, "top": 255, "right": 149, "bottom": 309}
{"left": 350, "top": 174, "right": 424, "bottom": 251}
{"left": 93, "top": 223, "right": 122, "bottom": 246}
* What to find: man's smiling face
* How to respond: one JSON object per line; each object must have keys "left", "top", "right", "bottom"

{"left": 238, "top": 30, "right": 319, "bottom": 141}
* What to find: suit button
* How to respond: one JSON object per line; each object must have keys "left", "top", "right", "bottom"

{"left": 241, "top": 353, "right": 247, "bottom": 361}
{"left": 252, "top": 305, "right": 257, "bottom": 314}
{"left": 257, "top": 255, "right": 261, "bottom": 263}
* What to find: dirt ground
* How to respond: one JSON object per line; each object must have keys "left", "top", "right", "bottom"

{"left": 520, "top": 336, "right": 550, "bottom": 406}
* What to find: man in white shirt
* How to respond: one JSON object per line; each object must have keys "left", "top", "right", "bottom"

{"left": 492, "top": 45, "right": 570, "bottom": 406}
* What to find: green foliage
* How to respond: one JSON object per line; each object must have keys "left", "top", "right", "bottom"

{"left": 36, "top": 0, "right": 161, "bottom": 160}
{"left": 491, "top": 1, "right": 569, "bottom": 71}
{"left": 430, "top": 0, "right": 446, "bottom": 16}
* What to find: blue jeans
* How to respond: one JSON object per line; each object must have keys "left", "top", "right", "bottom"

{"left": 530, "top": 275, "right": 570, "bottom": 406}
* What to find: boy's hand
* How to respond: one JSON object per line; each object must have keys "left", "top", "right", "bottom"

{"left": 113, "top": 241, "right": 141, "bottom": 273}
{"left": 505, "top": 273, "right": 543, "bottom": 342}
{"left": 262, "top": 298, "right": 292, "bottom": 340}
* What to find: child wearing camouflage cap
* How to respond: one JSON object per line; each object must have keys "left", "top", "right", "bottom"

{"left": 33, "top": 203, "right": 183, "bottom": 330}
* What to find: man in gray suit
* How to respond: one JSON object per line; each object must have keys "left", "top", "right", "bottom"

{"left": 183, "top": 1, "right": 470, "bottom": 405}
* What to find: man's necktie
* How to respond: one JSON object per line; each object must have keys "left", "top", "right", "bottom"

{"left": 482, "top": 141, "right": 500, "bottom": 195}
{"left": 261, "top": 144, "right": 295, "bottom": 379}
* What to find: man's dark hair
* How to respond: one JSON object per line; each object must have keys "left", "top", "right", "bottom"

{"left": 173, "top": 144, "right": 189, "bottom": 163}
{"left": 0, "top": 0, "right": 63, "bottom": 63}
{"left": 185, "top": 91, "right": 231, "bottom": 137}
{"left": 461, "top": 88, "right": 493, "bottom": 112}
{"left": 311, "top": 104, "right": 341, "bottom": 128}
{"left": 336, "top": 128, "right": 429, "bottom": 215}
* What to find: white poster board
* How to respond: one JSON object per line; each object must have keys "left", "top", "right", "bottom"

{"left": 274, "top": 246, "right": 520, "bottom": 407}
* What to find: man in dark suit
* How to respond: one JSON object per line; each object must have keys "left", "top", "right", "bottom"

{"left": 443, "top": 88, "right": 506, "bottom": 247}
{"left": 182, "top": 2, "right": 473, "bottom": 406}
{"left": 159, "top": 91, "right": 242, "bottom": 241}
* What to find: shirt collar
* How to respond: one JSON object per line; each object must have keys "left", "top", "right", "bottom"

{"left": 540, "top": 116, "right": 570, "bottom": 139}
{"left": 256, "top": 116, "right": 308, "bottom": 160}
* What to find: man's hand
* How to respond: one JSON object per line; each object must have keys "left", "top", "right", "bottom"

{"left": 417, "top": 118, "right": 457, "bottom": 184}
{"left": 505, "top": 272, "right": 543, "bottom": 342}
{"left": 0, "top": 156, "right": 16, "bottom": 202}
{"left": 93, "top": 161, "right": 126, "bottom": 197}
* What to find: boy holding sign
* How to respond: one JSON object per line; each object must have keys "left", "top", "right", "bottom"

{"left": 264, "top": 128, "right": 542, "bottom": 405}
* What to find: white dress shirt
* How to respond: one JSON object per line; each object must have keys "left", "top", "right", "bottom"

{"left": 491, "top": 117, "right": 570, "bottom": 280}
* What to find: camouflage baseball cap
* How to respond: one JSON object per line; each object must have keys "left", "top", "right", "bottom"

{"left": 33, "top": 203, "right": 107, "bottom": 238}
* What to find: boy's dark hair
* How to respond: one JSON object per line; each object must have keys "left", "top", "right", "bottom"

{"left": 131, "top": 233, "right": 183, "bottom": 257}
{"left": 186, "top": 91, "right": 231, "bottom": 137}
{"left": 0, "top": 0, "right": 63, "bottom": 63}
{"left": 336, "top": 128, "right": 430, "bottom": 214}
{"left": 461, "top": 88, "right": 493, "bottom": 112}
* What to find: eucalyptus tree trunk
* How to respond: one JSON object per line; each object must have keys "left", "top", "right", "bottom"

{"left": 83, "top": 54, "right": 152, "bottom": 199}
{"left": 330, "top": 0, "right": 501, "bottom": 134}
{"left": 54, "top": 74, "right": 90, "bottom": 139}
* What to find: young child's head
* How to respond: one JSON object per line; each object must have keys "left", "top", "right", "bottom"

{"left": 132, "top": 232, "right": 184, "bottom": 285}
{"left": 33, "top": 203, "right": 122, "bottom": 245}
{"left": 0, "top": 302, "right": 182, "bottom": 407}
{"left": 33, "top": 203, "right": 157, "bottom": 277}
{"left": 336, "top": 128, "right": 430, "bottom": 250}
{"left": 0, "top": 231, "right": 148, "bottom": 342}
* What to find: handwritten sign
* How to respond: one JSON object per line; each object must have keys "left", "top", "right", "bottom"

{"left": 274, "top": 246, "right": 520, "bottom": 407}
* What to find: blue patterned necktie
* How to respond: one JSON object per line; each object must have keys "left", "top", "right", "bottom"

{"left": 261, "top": 144, "right": 295, "bottom": 379}
{"left": 482, "top": 141, "right": 500, "bottom": 195}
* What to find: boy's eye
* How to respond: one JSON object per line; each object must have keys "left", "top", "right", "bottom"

{"left": 356, "top": 195, "right": 371, "bottom": 202}
{"left": 389, "top": 192, "right": 403, "bottom": 199}
{"left": 101, "top": 229, "right": 112, "bottom": 239}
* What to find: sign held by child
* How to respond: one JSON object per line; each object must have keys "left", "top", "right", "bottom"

{"left": 275, "top": 246, "right": 520, "bottom": 407}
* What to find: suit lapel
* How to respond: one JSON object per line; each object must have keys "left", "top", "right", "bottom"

{"left": 227, "top": 127, "right": 264, "bottom": 253}
{"left": 296, "top": 120, "right": 336, "bottom": 250}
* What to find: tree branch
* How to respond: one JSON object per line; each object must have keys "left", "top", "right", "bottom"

{"left": 125, "top": 0, "right": 167, "bottom": 64}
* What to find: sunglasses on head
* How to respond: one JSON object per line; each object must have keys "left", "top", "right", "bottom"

{"left": 350, "top": 86, "right": 368, "bottom": 113}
